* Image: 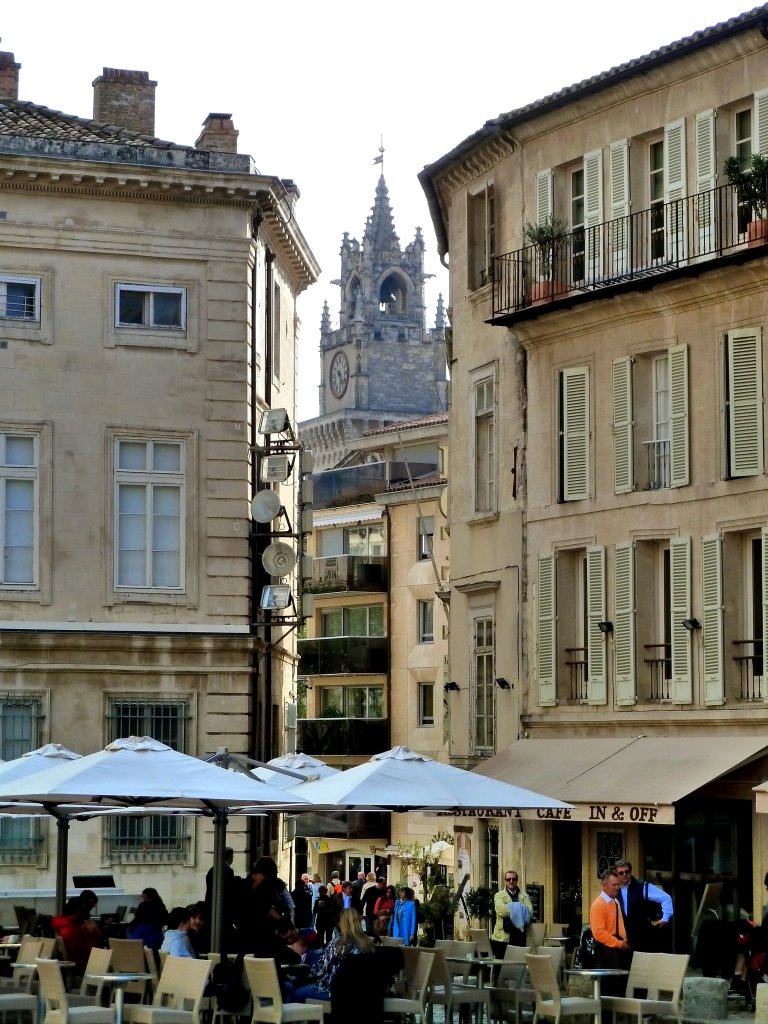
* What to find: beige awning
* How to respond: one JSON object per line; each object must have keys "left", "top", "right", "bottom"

{"left": 474, "top": 735, "right": 768, "bottom": 825}
{"left": 314, "top": 507, "right": 383, "bottom": 528}
{"left": 752, "top": 779, "right": 768, "bottom": 813}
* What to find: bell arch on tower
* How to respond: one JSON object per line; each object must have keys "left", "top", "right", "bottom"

{"left": 377, "top": 270, "right": 409, "bottom": 315}
{"left": 346, "top": 275, "right": 362, "bottom": 319}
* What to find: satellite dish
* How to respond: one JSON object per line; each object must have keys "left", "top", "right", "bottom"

{"left": 251, "top": 490, "right": 281, "bottom": 523}
{"left": 262, "top": 542, "right": 297, "bottom": 577}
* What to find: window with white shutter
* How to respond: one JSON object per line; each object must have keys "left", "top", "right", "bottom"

{"left": 725, "top": 327, "right": 764, "bottom": 478}
{"left": 664, "top": 119, "right": 688, "bottom": 263}
{"left": 537, "top": 553, "right": 557, "bottom": 706}
{"left": 614, "top": 543, "right": 636, "bottom": 706}
{"left": 535, "top": 169, "right": 554, "bottom": 226}
{"left": 608, "top": 140, "right": 630, "bottom": 275}
{"left": 670, "top": 536, "right": 693, "bottom": 703}
{"left": 559, "top": 367, "right": 590, "bottom": 502}
{"left": 754, "top": 89, "right": 768, "bottom": 157}
{"left": 669, "top": 344, "right": 690, "bottom": 488}
{"left": 702, "top": 534, "right": 724, "bottom": 705}
{"left": 468, "top": 183, "right": 496, "bottom": 290}
{"left": 584, "top": 150, "right": 604, "bottom": 283}
{"left": 694, "top": 110, "right": 716, "bottom": 254}
{"left": 586, "top": 545, "right": 607, "bottom": 705}
{"left": 612, "top": 357, "right": 634, "bottom": 494}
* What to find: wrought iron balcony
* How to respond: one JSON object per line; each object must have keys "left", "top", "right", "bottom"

{"left": 491, "top": 178, "right": 768, "bottom": 321}
{"left": 305, "top": 555, "right": 387, "bottom": 594}
{"left": 297, "top": 716, "right": 390, "bottom": 756}
{"left": 298, "top": 635, "right": 388, "bottom": 675}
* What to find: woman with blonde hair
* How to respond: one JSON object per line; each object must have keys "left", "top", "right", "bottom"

{"left": 289, "top": 908, "right": 373, "bottom": 1002}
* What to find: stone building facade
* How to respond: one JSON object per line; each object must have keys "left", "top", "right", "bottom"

{"left": 299, "top": 176, "right": 448, "bottom": 468}
{"left": 0, "top": 56, "right": 318, "bottom": 905}
{"left": 420, "top": 5, "right": 768, "bottom": 944}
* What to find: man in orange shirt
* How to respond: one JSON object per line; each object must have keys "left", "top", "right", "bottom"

{"left": 589, "top": 869, "right": 631, "bottom": 993}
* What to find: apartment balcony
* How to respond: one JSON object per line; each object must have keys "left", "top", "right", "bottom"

{"left": 304, "top": 555, "right": 387, "bottom": 595}
{"left": 298, "top": 635, "right": 388, "bottom": 675}
{"left": 297, "top": 716, "right": 389, "bottom": 756}
{"left": 491, "top": 178, "right": 768, "bottom": 324}
{"left": 733, "top": 638, "right": 764, "bottom": 700}
{"left": 313, "top": 460, "right": 440, "bottom": 509}
{"left": 293, "top": 810, "right": 389, "bottom": 840}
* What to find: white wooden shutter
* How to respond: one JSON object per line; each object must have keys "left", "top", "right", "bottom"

{"left": 726, "top": 327, "right": 764, "bottom": 478}
{"left": 614, "top": 543, "right": 636, "bottom": 706}
{"left": 612, "top": 357, "right": 634, "bottom": 494}
{"left": 762, "top": 528, "right": 768, "bottom": 678}
{"left": 537, "top": 552, "right": 557, "bottom": 706}
{"left": 694, "top": 109, "right": 716, "bottom": 255}
{"left": 584, "top": 149, "right": 603, "bottom": 283}
{"left": 561, "top": 367, "right": 590, "bottom": 501}
{"left": 669, "top": 343, "right": 689, "bottom": 487}
{"left": 535, "top": 169, "right": 553, "bottom": 225}
{"left": 670, "top": 536, "right": 692, "bottom": 703}
{"left": 702, "top": 534, "right": 724, "bottom": 706}
{"left": 587, "top": 545, "right": 607, "bottom": 705}
{"left": 754, "top": 89, "right": 768, "bottom": 157}
{"left": 609, "top": 139, "right": 631, "bottom": 275}
{"left": 664, "top": 119, "right": 688, "bottom": 263}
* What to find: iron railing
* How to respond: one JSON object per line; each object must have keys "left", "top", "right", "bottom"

{"left": 564, "top": 647, "right": 588, "bottom": 701}
{"left": 643, "top": 439, "right": 671, "bottom": 490}
{"left": 733, "top": 638, "right": 764, "bottom": 700}
{"left": 492, "top": 178, "right": 768, "bottom": 317}
{"left": 644, "top": 643, "right": 672, "bottom": 700}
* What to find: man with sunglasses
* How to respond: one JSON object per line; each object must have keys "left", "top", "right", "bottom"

{"left": 491, "top": 870, "right": 533, "bottom": 957}
{"left": 614, "top": 859, "right": 673, "bottom": 952}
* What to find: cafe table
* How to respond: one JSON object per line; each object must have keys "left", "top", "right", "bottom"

{"left": 445, "top": 955, "right": 507, "bottom": 989}
{"left": 564, "top": 967, "right": 629, "bottom": 1024}
{"left": 83, "top": 972, "right": 151, "bottom": 1024}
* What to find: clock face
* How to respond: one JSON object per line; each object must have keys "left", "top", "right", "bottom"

{"left": 330, "top": 350, "right": 349, "bottom": 399}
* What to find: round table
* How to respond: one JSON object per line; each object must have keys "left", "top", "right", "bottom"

{"left": 85, "top": 972, "right": 151, "bottom": 1024}
{"left": 565, "top": 968, "right": 629, "bottom": 1024}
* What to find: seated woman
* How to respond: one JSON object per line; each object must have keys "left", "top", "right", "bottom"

{"left": 127, "top": 900, "right": 165, "bottom": 950}
{"left": 160, "top": 905, "right": 203, "bottom": 958}
{"left": 51, "top": 896, "right": 102, "bottom": 972}
{"left": 289, "top": 909, "right": 373, "bottom": 1003}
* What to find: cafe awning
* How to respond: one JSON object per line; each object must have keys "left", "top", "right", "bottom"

{"left": 475, "top": 735, "right": 768, "bottom": 824}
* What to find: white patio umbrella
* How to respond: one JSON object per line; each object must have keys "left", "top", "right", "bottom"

{"left": 289, "top": 745, "right": 572, "bottom": 812}
{"left": 251, "top": 752, "right": 340, "bottom": 789}
{"left": 0, "top": 743, "right": 82, "bottom": 913}
{"left": 0, "top": 736, "right": 309, "bottom": 949}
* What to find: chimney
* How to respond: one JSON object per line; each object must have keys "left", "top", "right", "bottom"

{"left": 195, "top": 113, "right": 239, "bottom": 154}
{"left": 92, "top": 68, "right": 156, "bottom": 136}
{"left": 0, "top": 52, "right": 20, "bottom": 101}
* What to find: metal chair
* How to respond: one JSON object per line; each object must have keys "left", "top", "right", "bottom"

{"left": 122, "top": 956, "right": 211, "bottom": 1024}
{"left": 242, "top": 956, "right": 323, "bottom": 1024}
{"left": 382, "top": 949, "right": 433, "bottom": 1024}
{"left": 524, "top": 954, "right": 598, "bottom": 1024}
{"left": 36, "top": 959, "right": 114, "bottom": 1024}
{"left": 601, "top": 952, "right": 689, "bottom": 1024}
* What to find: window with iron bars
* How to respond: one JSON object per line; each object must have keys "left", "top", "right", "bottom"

{"left": 0, "top": 694, "right": 43, "bottom": 863}
{"left": 104, "top": 697, "right": 191, "bottom": 862}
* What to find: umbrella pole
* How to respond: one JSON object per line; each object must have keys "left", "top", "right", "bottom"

{"left": 55, "top": 815, "right": 70, "bottom": 916}
{"left": 210, "top": 808, "right": 228, "bottom": 954}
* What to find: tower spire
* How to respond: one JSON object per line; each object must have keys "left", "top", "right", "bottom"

{"left": 364, "top": 172, "right": 399, "bottom": 251}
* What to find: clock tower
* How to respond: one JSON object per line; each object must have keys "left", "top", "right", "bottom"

{"left": 299, "top": 174, "right": 448, "bottom": 469}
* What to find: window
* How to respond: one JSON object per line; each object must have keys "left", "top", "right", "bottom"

{"left": 468, "top": 183, "right": 496, "bottom": 289}
{"left": 0, "top": 276, "right": 39, "bottom": 321}
{"left": 570, "top": 167, "right": 586, "bottom": 282}
{"left": 418, "top": 599, "right": 434, "bottom": 643}
{"left": 114, "top": 438, "right": 184, "bottom": 591}
{"left": 105, "top": 697, "right": 190, "bottom": 861}
{"left": 115, "top": 284, "right": 185, "bottom": 329}
{"left": 272, "top": 283, "right": 282, "bottom": 379}
{"left": 379, "top": 274, "right": 407, "bottom": 314}
{"left": 318, "top": 685, "right": 383, "bottom": 718}
{"left": 735, "top": 108, "right": 753, "bottom": 234}
{"left": 320, "top": 605, "right": 384, "bottom": 637}
{"left": 1, "top": 432, "right": 38, "bottom": 587}
{"left": 473, "top": 373, "right": 496, "bottom": 514}
{"left": 417, "top": 683, "right": 435, "bottom": 726}
{"left": 472, "top": 614, "right": 495, "bottom": 752}
{"left": 344, "top": 524, "right": 385, "bottom": 557}
{"left": 418, "top": 516, "right": 434, "bottom": 561}
{"left": 559, "top": 367, "right": 590, "bottom": 501}
{"left": 724, "top": 327, "right": 764, "bottom": 478}
{"left": 0, "top": 694, "right": 43, "bottom": 862}
{"left": 721, "top": 529, "right": 767, "bottom": 702}
{"left": 649, "top": 139, "right": 665, "bottom": 261}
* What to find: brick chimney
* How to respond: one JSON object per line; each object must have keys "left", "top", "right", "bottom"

{"left": 195, "top": 113, "right": 239, "bottom": 154}
{"left": 92, "top": 68, "right": 156, "bottom": 136}
{"left": 0, "top": 52, "right": 21, "bottom": 101}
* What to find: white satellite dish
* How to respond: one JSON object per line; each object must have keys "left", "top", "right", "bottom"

{"left": 262, "top": 542, "right": 297, "bottom": 577}
{"left": 251, "top": 490, "right": 282, "bottom": 523}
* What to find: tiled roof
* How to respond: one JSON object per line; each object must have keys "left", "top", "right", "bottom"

{"left": 0, "top": 99, "right": 185, "bottom": 150}
{"left": 362, "top": 413, "right": 449, "bottom": 437}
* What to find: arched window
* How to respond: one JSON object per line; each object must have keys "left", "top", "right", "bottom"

{"left": 378, "top": 274, "right": 407, "bottom": 314}
{"left": 348, "top": 276, "right": 361, "bottom": 319}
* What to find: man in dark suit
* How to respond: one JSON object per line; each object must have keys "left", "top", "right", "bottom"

{"left": 615, "top": 859, "right": 673, "bottom": 952}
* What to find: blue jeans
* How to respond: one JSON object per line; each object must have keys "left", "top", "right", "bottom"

{"left": 290, "top": 982, "right": 331, "bottom": 1004}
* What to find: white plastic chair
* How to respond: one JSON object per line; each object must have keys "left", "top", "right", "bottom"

{"left": 122, "top": 957, "right": 211, "bottom": 1024}
{"left": 242, "top": 956, "right": 323, "bottom": 1024}
{"left": 36, "top": 959, "right": 114, "bottom": 1024}
{"left": 601, "top": 951, "right": 689, "bottom": 1024}
{"left": 382, "top": 950, "right": 434, "bottom": 1024}
{"left": 525, "top": 954, "right": 598, "bottom": 1024}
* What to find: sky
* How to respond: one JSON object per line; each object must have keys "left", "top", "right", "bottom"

{"left": 1, "top": 0, "right": 758, "bottom": 420}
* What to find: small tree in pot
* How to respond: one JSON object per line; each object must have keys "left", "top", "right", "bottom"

{"left": 724, "top": 152, "right": 768, "bottom": 244}
{"left": 524, "top": 216, "right": 570, "bottom": 297}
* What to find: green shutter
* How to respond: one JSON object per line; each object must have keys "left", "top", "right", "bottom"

{"left": 670, "top": 536, "right": 692, "bottom": 704}
{"left": 669, "top": 344, "right": 689, "bottom": 487}
{"left": 612, "top": 357, "right": 633, "bottom": 494}
{"left": 727, "top": 327, "right": 764, "bottom": 478}
{"left": 614, "top": 543, "right": 636, "bottom": 706}
{"left": 702, "top": 534, "right": 724, "bottom": 706}
{"left": 664, "top": 118, "right": 688, "bottom": 263}
{"left": 561, "top": 367, "right": 590, "bottom": 501}
{"left": 694, "top": 110, "right": 716, "bottom": 254}
{"left": 584, "top": 150, "right": 603, "bottom": 283}
{"left": 538, "top": 553, "right": 557, "bottom": 706}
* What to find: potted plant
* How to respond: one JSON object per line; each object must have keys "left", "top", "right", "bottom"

{"left": 524, "top": 215, "right": 570, "bottom": 299}
{"left": 463, "top": 885, "right": 495, "bottom": 925}
{"left": 724, "top": 152, "right": 768, "bottom": 245}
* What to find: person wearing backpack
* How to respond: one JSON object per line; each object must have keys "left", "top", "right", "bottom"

{"left": 491, "top": 869, "right": 533, "bottom": 957}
